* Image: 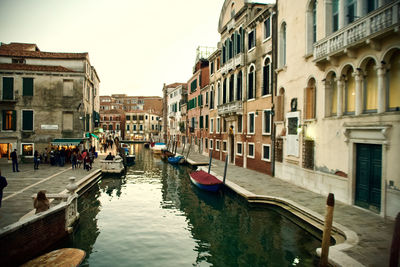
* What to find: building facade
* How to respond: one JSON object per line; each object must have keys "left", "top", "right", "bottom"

{"left": 166, "top": 83, "right": 187, "bottom": 144}
{"left": 275, "top": 0, "right": 400, "bottom": 218}
{"left": 0, "top": 42, "right": 100, "bottom": 161}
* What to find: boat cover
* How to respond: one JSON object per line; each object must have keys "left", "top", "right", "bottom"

{"left": 190, "top": 170, "right": 222, "bottom": 185}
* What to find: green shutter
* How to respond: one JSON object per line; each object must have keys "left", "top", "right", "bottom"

{"left": 23, "top": 78, "right": 34, "bottom": 96}
{"left": 22, "top": 110, "right": 33, "bottom": 131}
{"left": 2, "top": 77, "right": 14, "bottom": 100}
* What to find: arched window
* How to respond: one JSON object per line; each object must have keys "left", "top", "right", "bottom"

{"left": 344, "top": 67, "right": 355, "bottom": 114}
{"left": 231, "top": 2, "right": 235, "bottom": 18}
{"left": 229, "top": 75, "right": 234, "bottom": 102}
{"left": 236, "top": 70, "right": 242, "bottom": 101}
{"left": 305, "top": 78, "right": 316, "bottom": 119}
{"left": 364, "top": 59, "right": 378, "bottom": 112}
{"left": 236, "top": 31, "right": 241, "bottom": 54}
{"left": 332, "top": 0, "right": 339, "bottom": 32}
{"left": 248, "top": 65, "right": 255, "bottom": 100}
{"left": 217, "top": 82, "right": 221, "bottom": 106}
{"left": 230, "top": 35, "right": 234, "bottom": 59}
{"left": 262, "top": 57, "right": 271, "bottom": 96}
{"left": 306, "top": 0, "right": 317, "bottom": 54}
{"left": 223, "top": 78, "right": 227, "bottom": 104}
{"left": 388, "top": 50, "right": 400, "bottom": 111}
{"left": 108, "top": 124, "right": 113, "bottom": 130}
{"left": 279, "top": 22, "right": 287, "bottom": 67}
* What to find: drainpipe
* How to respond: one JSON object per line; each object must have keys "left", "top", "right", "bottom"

{"left": 271, "top": 5, "right": 278, "bottom": 177}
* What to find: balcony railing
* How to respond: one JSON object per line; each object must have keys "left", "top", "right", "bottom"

{"left": 221, "top": 53, "right": 243, "bottom": 74}
{"left": 217, "top": 100, "right": 243, "bottom": 116}
{"left": 313, "top": 1, "right": 399, "bottom": 61}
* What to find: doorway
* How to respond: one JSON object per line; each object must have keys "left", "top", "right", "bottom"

{"left": 355, "top": 143, "right": 382, "bottom": 213}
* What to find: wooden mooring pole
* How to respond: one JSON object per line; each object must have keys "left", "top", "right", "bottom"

{"left": 186, "top": 141, "right": 192, "bottom": 159}
{"left": 223, "top": 155, "right": 228, "bottom": 184}
{"left": 319, "top": 193, "right": 335, "bottom": 267}
{"left": 207, "top": 149, "right": 212, "bottom": 174}
{"left": 390, "top": 212, "right": 400, "bottom": 267}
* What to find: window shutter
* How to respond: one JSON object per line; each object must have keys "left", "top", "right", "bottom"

{"left": 23, "top": 78, "right": 34, "bottom": 96}
{"left": 22, "top": 110, "right": 33, "bottom": 131}
{"left": 3, "top": 77, "right": 14, "bottom": 100}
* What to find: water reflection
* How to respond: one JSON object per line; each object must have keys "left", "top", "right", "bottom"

{"left": 68, "top": 145, "right": 319, "bottom": 267}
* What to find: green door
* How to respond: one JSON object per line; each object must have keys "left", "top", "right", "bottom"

{"left": 355, "top": 144, "right": 382, "bottom": 212}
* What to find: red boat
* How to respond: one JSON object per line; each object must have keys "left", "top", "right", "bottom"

{"left": 189, "top": 170, "right": 223, "bottom": 192}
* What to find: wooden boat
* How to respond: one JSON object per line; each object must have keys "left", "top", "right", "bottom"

{"left": 162, "top": 149, "right": 175, "bottom": 157}
{"left": 168, "top": 155, "right": 185, "bottom": 165}
{"left": 20, "top": 248, "right": 85, "bottom": 267}
{"left": 144, "top": 143, "right": 150, "bottom": 148}
{"left": 189, "top": 169, "right": 223, "bottom": 192}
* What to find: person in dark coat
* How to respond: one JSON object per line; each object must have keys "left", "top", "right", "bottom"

{"left": 0, "top": 169, "right": 8, "bottom": 208}
{"left": 10, "top": 149, "right": 19, "bottom": 172}
{"left": 34, "top": 150, "right": 40, "bottom": 170}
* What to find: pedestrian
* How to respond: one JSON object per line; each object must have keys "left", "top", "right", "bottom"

{"left": 34, "top": 150, "right": 40, "bottom": 170}
{"left": 60, "top": 147, "right": 66, "bottom": 167}
{"left": 10, "top": 149, "right": 19, "bottom": 172}
{"left": 0, "top": 169, "right": 8, "bottom": 208}
{"left": 84, "top": 154, "right": 91, "bottom": 171}
{"left": 34, "top": 190, "right": 50, "bottom": 214}
{"left": 71, "top": 151, "right": 77, "bottom": 169}
{"left": 43, "top": 148, "right": 48, "bottom": 164}
{"left": 77, "top": 152, "right": 83, "bottom": 168}
{"left": 88, "top": 150, "right": 94, "bottom": 168}
{"left": 50, "top": 149, "right": 55, "bottom": 166}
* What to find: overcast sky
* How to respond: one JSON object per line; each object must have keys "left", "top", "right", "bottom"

{"left": 0, "top": 0, "right": 225, "bottom": 97}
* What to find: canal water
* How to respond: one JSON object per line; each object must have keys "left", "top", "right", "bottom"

{"left": 67, "top": 145, "right": 320, "bottom": 266}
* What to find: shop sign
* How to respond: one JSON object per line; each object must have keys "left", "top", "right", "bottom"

{"left": 41, "top": 124, "right": 58, "bottom": 130}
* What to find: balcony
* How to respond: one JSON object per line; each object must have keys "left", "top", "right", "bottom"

{"left": 234, "top": 53, "right": 244, "bottom": 67}
{"left": 313, "top": 1, "right": 399, "bottom": 62}
{"left": 169, "top": 111, "right": 176, "bottom": 118}
{"left": 217, "top": 100, "right": 243, "bottom": 116}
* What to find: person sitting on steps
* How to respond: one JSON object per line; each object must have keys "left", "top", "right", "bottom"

{"left": 105, "top": 152, "right": 114, "bottom": 160}
{"left": 34, "top": 190, "right": 50, "bottom": 214}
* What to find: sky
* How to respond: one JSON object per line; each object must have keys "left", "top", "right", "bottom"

{"left": 0, "top": 0, "right": 225, "bottom": 97}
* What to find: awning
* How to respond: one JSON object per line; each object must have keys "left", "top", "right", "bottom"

{"left": 85, "top": 133, "right": 99, "bottom": 139}
{"left": 51, "top": 138, "right": 83, "bottom": 146}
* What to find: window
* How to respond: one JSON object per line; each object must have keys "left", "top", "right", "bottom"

{"left": 248, "top": 30, "right": 255, "bottom": 50}
{"left": 216, "top": 140, "right": 220, "bottom": 151}
{"left": 223, "top": 141, "right": 227, "bottom": 152}
{"left": 262, "top": 58, "right": 271, "bottom": 96}
{"left": 279, "top": 22, "right": 287, "bottom": 67}
{"left": 216, "top": 117, "right": 220, "bottom": 133}
{"left": 109, "top": 125, "right": 113, "bottom": 130}
{"left": 210, "top": 118, "right": 214, "bottom": 133}
{"left": 332, "top": 0, "right": 339, "bottom": 32}
{"left": 248, "top": 112, "right": 255, "bottom": 134}
{"left": 22, "top": 143, "right": 33, "bottom": 157}
{"left": 305, "top": 78, "right": 316, "bottom": 119}
{"left": 116, "top": 124, "right": 120, "bottom": 131}
{"left": 139, "top": 125, "right": 143, "bottom": 131}
{"left": 237, "top": 115, "right": 243, "bottom": 133}
{"left": 206, "top": 92, "right": 209, "bottom": 105}
{"left": 210, "top": 61, "right": 214, "bottom": 75}
{"left": 199, "top": 116, "right": 204, "bottom": 129}
{"left": 2, "top": 77, "right": 14, "bottom": 100}
{"left": 127, "top": 124, "right": 130, "bottom": 131}
{"left": 264, "top": 17, "right": 271, "bottom": 40}
{"left": 132, "top": 115, "right": 137, "bottom": 121}
{"left": 205, "top": 115, "right": 209, "bottom": 128}
{"left": 262, "top": 144, "right": 271, "bottom": 161}
{"left": 307, "top": 0, "right": 317, "bottom": 54}
{"left": 126, "top": 115, "right": 131, "bottom": 120}
{"left": 325, "top": 72, "right": 338, "bottom": 117}
{"left": 236, "top": 142, "right": 242, "bottom": 155}
{"left": 223, "top": 119, "right": 227, "bottom": 133}
{"left": 205, "top": 138, "right": 208, "bottom": 149}
{"left": 223, "top": 78, "right": 227, "bottom": 104}
{"left": 344, "top": 67, "right": 355, "bottom": 114}
{"left": 139, "top": 115, "right": 144, "bottom": 120}
{"left": 364, "top": 59, "right": 378, "bottom": 113}
{"left": 63, "top": 79, "right": 73, "bottom": 96}
{"left": 229, "top": 75, "right": 234, "bottom": 102}
{"left": 346, "top": 0, "right": 357, "bottom": 25}
{"left": 236, "top": 71, "right": 242, "bottom": 100}
{"left": 2, "top": 110, "right": 16, "bottom": 130}
{"left": 210, "top": 139, "right": 214, "bottom": 150}
{"left": 388, "top": 50, "right": 400, "bottom": 111}
{"left": 133, "top": 124, "right": 137, "bottom": 131}
{"left": 22, "top": 110, "right": 33, "bottom": 131}
{"left": 23, "top": 78, "right": 34, "bottom": 96}
{"left": 191, "top": 79, "right": 197, "bottom": 92}
{"left": 248, "top": 65, "right": 255, "bottom": 99}
{"left": 367, "top": 0, "right": 378, "bottom": 13}
{"left": 145, "top": 115, "right": 148, "bottom": 120}
{"left": 210, "top": 86, "right": 214, "bottom": 109}
{"left": 263, "top": 110, "right": 272, "bottom": 135}
{"left": 248, "top": 143, "right": 255, "bottom": 158}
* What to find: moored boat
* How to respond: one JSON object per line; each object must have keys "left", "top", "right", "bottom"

{"left": 189, "top": 169, "right": 223, "bottom": 192}
{"left": 168, "top": 155, "right": 185, "bottom": 165}
{"left": 151, "top": 142, "right": 167, "bottom": 154}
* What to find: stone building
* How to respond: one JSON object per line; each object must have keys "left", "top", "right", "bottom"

{"left": 210, "top": 0, "right": 276, "bottom": 175}
{"left": 275, "top": 0, "right": 400, "bottom": 218}
{"left": 0, "top": 42, "right": 100, "bottom": 161}
{"left": 165, "top": 83, "right": 187, "bottom": 144}
{"left": 124, "top": 111, "right": 162, "bottom": 141}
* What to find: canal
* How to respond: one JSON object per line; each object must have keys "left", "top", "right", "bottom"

{"left": 67, "top": 145, "right": 321, "bottom": 266}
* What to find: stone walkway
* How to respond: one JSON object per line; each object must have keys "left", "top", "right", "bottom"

{"left": 182, "top": 146, "right": 395, "bottom": 267}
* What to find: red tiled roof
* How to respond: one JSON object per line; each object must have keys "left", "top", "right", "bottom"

{"left": 0, "top": 43, "right": 88, "bottom": 60}
{"left": 0, "top": 42, "right": 40, "bottom": 51}
{"left": 165, "top": 82, "right": 186, "bottom": 88}
{"left": 0, "top": 63, "right": 75, "bottom": 73}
